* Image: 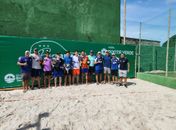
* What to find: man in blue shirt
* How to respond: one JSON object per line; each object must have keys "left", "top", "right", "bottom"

{"left": 111, "top": 53, "right": 119, "bottom": 84}
{"left": 119, "top": 53, "right": 130, "bottom": 88}
{"left": 17, "top": 50, "right": 32, "bottom": 92}
{"left": 103, "top": 51, "right": 111, "bottom": 84}
{"left": 94, "top": 51, "right": 103, "bottom": 85}
{"left": 64, "top": 51, "right": 72, "bottom": 86}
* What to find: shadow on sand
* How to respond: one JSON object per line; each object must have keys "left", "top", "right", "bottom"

{"left": 16, "top": 112, "right": 50, "bottom": 130}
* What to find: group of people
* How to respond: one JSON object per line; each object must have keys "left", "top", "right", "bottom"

{"left": 17, "top": 48, "right": 130, "bottom": 92}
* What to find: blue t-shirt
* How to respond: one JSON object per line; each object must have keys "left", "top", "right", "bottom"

{"left": 111, "top": 57, "right": 119, "bottom": 70}
{"left": 119, "top": 58, "right": 129, "bottom": 70}
{"left": 103, "top": 55, "right": 111, "bottom": 68}
{"left": 95, "top": 56, "right": 103, "bottom": 70}
{"left": 64, "top": 56, "right": 72, "bottom": 69}
{"left": 18, "top": 56, "right": 32, "bottom": 73}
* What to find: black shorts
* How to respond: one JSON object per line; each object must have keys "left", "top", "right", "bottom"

{"left": 22, "top": 73, "right": 31, "bottom": 81}
{"left": 111, "top": 70, "right": 118, "bottom": 76}
{"left": 31, "top": 69, "right": 42, "bottom": 77}
{"left": 64, "top": 69, "right": 72, "bottom": 75}
{"left": 44, "top": 71, "right": 52, "bottom": 76}
{"left": 89, "top": 66, "right": 95, "bottom": 74}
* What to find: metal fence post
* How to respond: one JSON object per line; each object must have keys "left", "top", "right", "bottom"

{"left": 166, "top": 9, "right": 171, "bottom": 77}
{"left": 138, "top": 22, "right": 142, "bottom": 72}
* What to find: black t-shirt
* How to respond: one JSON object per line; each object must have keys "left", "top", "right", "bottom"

{"left": 53, "top": 58, "right": 64, "bottom": 71}
{"left": 119, "top": 58, "right": 128, "bottom": 70}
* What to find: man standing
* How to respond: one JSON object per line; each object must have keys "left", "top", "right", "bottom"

{"left": 64, "top": 51, "right": 72, "bottom": 86}
{"left": 88, "top": 50, "right": 96, "bottom": 83}
{"left": 43, "top": 51, "right": 52, "bottom": 88}
{"left": 17, "top": 50, "right": 32, "bottom": 92}
{"left": 103, "top": 51, "right": 111, "bottom": 84}
{"left": 119, "top": 53, "right": 130, "bottom": 88}
{"left": 72, "top": 50, "right": 81, "bottom": 85}
{"left": 94, "top": 51, "right": 103, "bottom": 85}
{"left": 53, "top": 52, "right": 64, "bottom": 87}
{"left": 30, "top": 48, "right": 42, "bottom": 89}
{"left": 111, "top": 53, "right": 119, "bottom": 84}
{"left": 80, "top": 51, "right": 89, "bottom": 84}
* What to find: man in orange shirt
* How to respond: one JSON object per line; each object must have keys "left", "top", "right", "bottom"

{"left": 81, "top": 51, "right": 89, "bottom": 84}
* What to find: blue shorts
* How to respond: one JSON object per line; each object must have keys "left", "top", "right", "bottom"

{"left": 95, "top": 69, "right": 103, "bottom": 74}
{"left": 52, "top": 70, "right": 63, "bottom": 78}
{"left": 82, "top": 68, "right": 89, "bottom": 73}
{"left": 22, "top": 72, "right": 31, "bottom": 81}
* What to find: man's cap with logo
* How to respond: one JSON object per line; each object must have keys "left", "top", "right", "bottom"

{"left": 112, "top": 53, "right": 115, "bottom": 56}
{"left": 90, "top": 50, "right": 94, "bottom": 53}
{"left": 46, "top": 50, "right": 50, "bottom": 54}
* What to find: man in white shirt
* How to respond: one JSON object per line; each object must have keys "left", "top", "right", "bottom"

{"left": 30, "top": 48, "right": 42, "bottom": 89}
{"left": 72, "top": 50, "right": 81, "bottom": 85}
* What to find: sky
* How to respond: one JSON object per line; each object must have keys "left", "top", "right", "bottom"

{"left": 120, "top": 0, "right": 176, "bottom": 44}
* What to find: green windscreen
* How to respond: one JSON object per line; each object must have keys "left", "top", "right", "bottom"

{"left": 0, "top": 36, "right": 135, "bottom": 88}
{"left": 0, "top": 0, "right": 120, "bottom": 43}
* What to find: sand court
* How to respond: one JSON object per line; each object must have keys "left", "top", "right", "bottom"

{"left": 1, "top": 79, "right": 176, "bottom": 130}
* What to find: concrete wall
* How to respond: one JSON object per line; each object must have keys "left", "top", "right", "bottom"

{"left": 0, "top": 0, "right": 120, "bottom": 43}
{"left": 120, "top": 37, "right": 160, "bottom": 46}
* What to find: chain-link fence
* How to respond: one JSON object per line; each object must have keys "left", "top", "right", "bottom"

{"left": 122, "top": 8, "right": 176, "bottom": 77}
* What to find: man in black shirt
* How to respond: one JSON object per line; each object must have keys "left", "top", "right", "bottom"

{"left": 118, "top": 53, "right": 130, "bottom": 88}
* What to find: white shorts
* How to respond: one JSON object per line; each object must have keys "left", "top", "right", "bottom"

{"left": 119, "top": 70, "right": 127, "bottom": 78}
{"left": 104, "top": 67, "right": 111, "bottom": 74}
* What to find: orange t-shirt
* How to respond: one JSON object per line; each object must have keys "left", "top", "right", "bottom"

{"left": 81, "top": 56, "right": 89, "bottom": 69}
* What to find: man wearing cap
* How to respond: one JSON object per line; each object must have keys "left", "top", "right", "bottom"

{"left": 103, "top": 50, "right": 111, "bottom": 84}
{"left": 80, "top": 50, "right": 89, "bottom": 84}
{"left": 30, "top": 48, "right": 42, "bottom": 89}
{"left": 17, "top": 51, "right": 32, "bottom": 92}
{"left": 52, "top": 52, "right": 64, "bottom": 87}
{"left": 88, "top": 50, "right": 96, "bottom": 83}
{"left": 64, "top": 51, "right": 72, "bottom": 86}
{"left": 119, "top": 53, "right": 130, "bottom": 88}
{"left": 43, "top": 51, "right": 52, "bottom": 88}
{"left": 94, "top": 51, "right": 103, "bottom": 85}
{"left": 111, "top": 53, "right": 119, "bottom": 84}
{"left": 72, "top": 50, "right": 81, "bottom": 85}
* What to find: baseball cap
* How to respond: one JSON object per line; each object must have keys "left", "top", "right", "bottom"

{"left": 25, "top": 50, "right": 29, "bottom": 53}
{"left": 112, "top": 53, "right": 115, "bottom": 56}
{"left": 98, "top": 51, "right": 101, "bottom": 54}
{"left": 34, "top": 48, "right": 38, "bottom": 51}
{"left": 46, "top": 50, "right": 50, "bottom": 54}
{"left": 90, "top": 50, "right": 94, "bottom": 53}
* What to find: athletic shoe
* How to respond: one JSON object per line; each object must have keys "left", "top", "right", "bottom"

{"left": 111, "top": 82, "right": 114, "bottom": 85}
{"left": 101, "top": 81, "right": 106, "bottom": 84}
{"left": 119, "top": 83, "right": 123, "bottom": 86}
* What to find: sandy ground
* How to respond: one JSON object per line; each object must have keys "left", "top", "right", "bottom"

{"left": 0, "top": 79, "right": 176, "bottom": 130}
